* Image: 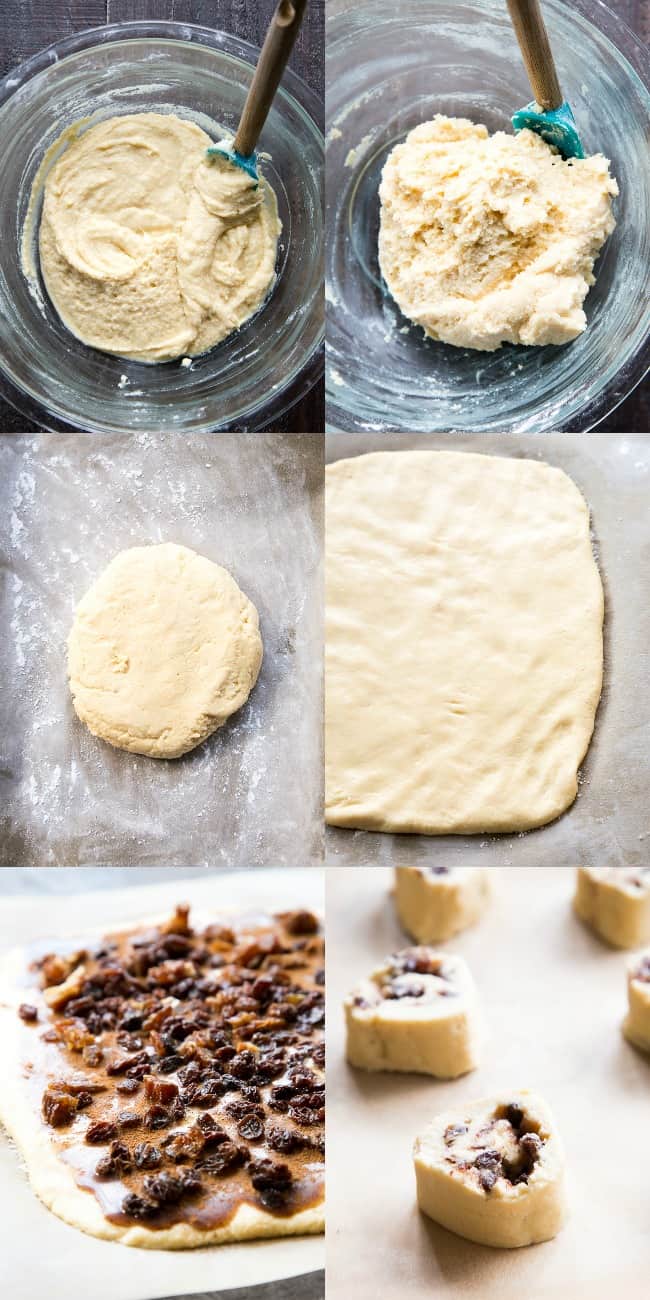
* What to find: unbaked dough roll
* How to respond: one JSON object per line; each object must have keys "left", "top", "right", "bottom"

{"left": 394, "top": 866, "right": 493, "bottom": 943}
{"left": 573, "top": 866, "right": 650, "bottom": 948}
{"left": 623, "top": 951, "right": 650, "bottom": 1053}
{"left": 344, "top": 947, "right": 480, "bottom": 1078}
{"left": 413, "top": 1091, "right": 566, "bottom": 1248}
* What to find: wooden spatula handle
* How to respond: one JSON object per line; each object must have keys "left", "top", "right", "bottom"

{"left": 234, "top": 0, "right": 308, "bottom": 157}
{"left": 506, "top": 0, "right": 563, "bottom": 110}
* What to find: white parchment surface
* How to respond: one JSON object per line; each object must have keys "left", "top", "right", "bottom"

{"left": 0, "top": 432, "right": 323, "bottom": 867}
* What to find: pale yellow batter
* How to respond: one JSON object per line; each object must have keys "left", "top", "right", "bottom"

{"left": 379, "top": 115, "right": 617, "bottom": 351}
{"left": 37, "top": 112, "right": 281, "bottom": 361}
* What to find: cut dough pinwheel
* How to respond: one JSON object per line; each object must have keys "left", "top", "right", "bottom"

{"left": 413, "top": 1091, "right": 567, "bottom": 1248}
{"left": 623, "top": 951, "right": 650, "bottom": 1053}
{"left": 394, "top": 866, "right": 493, "bottom": 943}
{"left": 344, "top": 947, "right": 480, "bottom": 1078}
{"left": 573, "top": 866, "right": 650, "bottom": 948}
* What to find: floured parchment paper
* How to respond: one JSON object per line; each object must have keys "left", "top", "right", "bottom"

{"left": 325, "top": 432, "right": 650, "bottom": 872}
{"left": 0, "top": 432, "right": 322, "bottom": 867}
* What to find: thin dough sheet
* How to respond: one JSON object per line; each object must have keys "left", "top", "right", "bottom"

{"left": 0, "top": 870, "right": 324, "bottom": 1299}
{"left": 326, "top": 448, "right": 604, "bottom": 835}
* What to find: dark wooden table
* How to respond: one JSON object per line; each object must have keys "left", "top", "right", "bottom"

{"left": 0, "top": 0, "right": 324, "bottom": 434}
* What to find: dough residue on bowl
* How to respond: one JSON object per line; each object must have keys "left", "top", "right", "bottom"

{"left": 36, "top": 112, "right": 281, "bottom": 361}
{"left": 378, "top": 115, "right": 618, "bottom": 351}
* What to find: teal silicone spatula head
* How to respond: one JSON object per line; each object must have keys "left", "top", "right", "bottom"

{"left": 506, "top": 0, "right": 585, "bottom": 160}
{"left": 206, "top": 0, "right": 307, "bottom": 183}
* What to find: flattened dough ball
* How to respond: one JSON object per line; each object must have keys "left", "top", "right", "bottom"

{"left": 67, "top": 543, "right": 263, "bottom": 758}
{"left": 394, "top": 866, "right": 493, "bottom": 943}
{"left": 413, "top": 1091, "right": 567, "bottom": 1248}
{"left": 345, "top": 947, "right": 480, "bottom": 1078}
{"left": 573, "top": 867, "right": 650, "bottom": 949}
{"left": 325, "top": 450, "right": 604, "bottom": 834}
{"left": 623, "top": 951, "right": 650, "bottom": 1053}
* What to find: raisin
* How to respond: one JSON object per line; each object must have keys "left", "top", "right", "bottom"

{"left": 520, "top": 1132, "right": 542, "bottom": 1157}
{"left": 252, "top": 976, "right": 275, "bottom": 1002}
{"left": 121, "top": 1193, "right": 157, "bottom": 1220}
{"left": 239, "top": 1084, "right": 261, "bottom": 1102}
{"left": 229, "top": 1051, "right": 257, "bottom": 1081}
{"left": 478, "top": 1168, "right": 498, "bottom": 1192}
{"left": 118, "top": 1110, "right": 140, "bottom": 1129}
{"left": 96, "top": 1140, "right": 132, "bottom": 1178}
{"left": 249, "top": 1157, "right": 293, "bottom": 1208}
{"left": 133, "top": 1142, "right": 162, "bottom": 1170}
{"left": 95, "top": 1155, "right": 115, "bottom": 1178}
{"left": 213, "top": 1045, "right": 236, "bottom": 1064}
{"left": 144, "top": 1104, "right": 170, "bottom": 1129}
{"left": 444, "top": 1123, "right": 468, "bottom": 1145}
{"left": 287, "top": 1106, "right": 321, "bottom": 1127}
{"left": 143, "top": 1173, "right": 184, "bottom": 1205}
{"left": 119, "top": 1011, "right": 143, "bottom": 1031}
{"left": 192, "top": 1079, "right": 223, "bottom": 1107}
{"left": 266, "top": 1125, "right": 305, "bottom": 1154}
{"left": 178, "top": 1170, "right": 203, "bottom": 1196}
{"left": 158, "top": 1054, "right": 184, "bottom": 1075}
{"left": 198, "top": 1141, "right": 245, "bottom": 1175}
{"left": 197, "top": 1113, "right": 228, "bottom": 1144}
{"left": 18, "top": 1003, "right": 38, "bottom": 1023}
{"left": 238, "top": 1114, "right": 264, "bottom": 1142}
{"left": 116, "top": 1078, "right": 140, "bottom": 1095}
{"left": 475, "top": 1150, "right": 501, "bottom": 1169}
{"left": 85, "top": 1120, "right": 118, "bottom": 1145}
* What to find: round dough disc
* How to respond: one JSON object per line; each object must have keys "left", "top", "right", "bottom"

{"left": 67, "top": 543, "right": 263, "bottom": 758}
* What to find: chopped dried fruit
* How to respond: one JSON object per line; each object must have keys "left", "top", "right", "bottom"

{"left": 85, "top": 1120, "right": 118, "bottom": 1145}
{"left": 18, "top": 1003, "right": 38, "bottom": 1023}
{"left": 42, "top": 1085, "right": 80, "bottom": 1128}
{"left": 163, "top": 1127, "right": 205, "bottom": 1163}
{"left": 143, "top": 1075, "right": 180, "bottom": 1105}
{"left": 31, "top": 905, "right": 323, "bottom": 1229}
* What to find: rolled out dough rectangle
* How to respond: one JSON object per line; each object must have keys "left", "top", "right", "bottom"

{"left": 325, "top": 449, "right": 604, "bottom": 835}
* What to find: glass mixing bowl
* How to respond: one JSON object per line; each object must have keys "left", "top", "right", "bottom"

{"left": 0, "top": 22, "right": 323, "bottom": 433}
{"left": 326, "top": 0, "right": 649, "bottom": 433}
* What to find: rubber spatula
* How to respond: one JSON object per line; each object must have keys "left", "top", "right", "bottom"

{"left": 207, "top": 0, "right": 308, "bottom": 182}
{"left": 506, "top": 0, "right": 584, "bottom": 159}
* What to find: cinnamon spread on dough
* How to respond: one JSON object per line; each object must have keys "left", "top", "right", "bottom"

{"left": 21, "top": 906, "right": 324, "bottom": 1232}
